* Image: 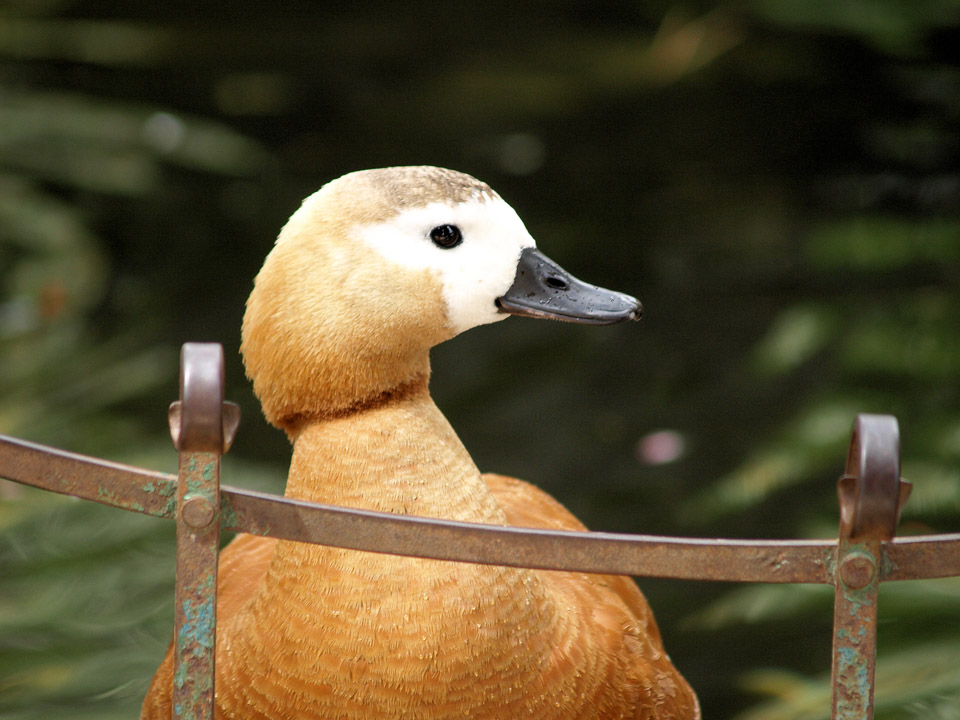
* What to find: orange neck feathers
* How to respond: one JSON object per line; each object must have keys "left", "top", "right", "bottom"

{"left": 157, "top": 166, "right": 701, "bottom": 720}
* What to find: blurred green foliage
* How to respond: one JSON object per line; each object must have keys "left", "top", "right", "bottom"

{"left": 1, "top": 2, "right": 959, "bottom": 718}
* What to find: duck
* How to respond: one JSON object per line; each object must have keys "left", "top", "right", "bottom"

{"left": 141, "top": 166, "right": 700, "bottom": 720}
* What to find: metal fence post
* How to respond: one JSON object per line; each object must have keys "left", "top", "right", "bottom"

{"left": 168, "top": 343, "right": 240, "bottom": 720}
{"left": 830, "top": 415, "right": 911, "bottom": 720}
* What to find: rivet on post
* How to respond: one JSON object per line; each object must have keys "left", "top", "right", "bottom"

{"left": 181, "top": 495, "right": 217, "bottom": 529}
{"left": 839, "top": 553, "right": 876, "bottom": 591}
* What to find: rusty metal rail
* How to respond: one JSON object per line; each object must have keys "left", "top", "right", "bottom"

{"left": 1, "top": 342, "right": 959, "bottom": 720}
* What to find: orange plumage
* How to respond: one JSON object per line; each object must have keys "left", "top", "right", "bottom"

{"left": 141, "top": 167, "right": 699, "bottom": 719}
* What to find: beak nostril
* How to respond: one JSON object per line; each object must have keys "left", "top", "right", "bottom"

{"left": 498, "top": 247, "right": 639, "bottom": 325}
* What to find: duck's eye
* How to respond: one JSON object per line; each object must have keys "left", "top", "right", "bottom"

{"left": 429, "top": 224, "right": 463, "bottom": 249}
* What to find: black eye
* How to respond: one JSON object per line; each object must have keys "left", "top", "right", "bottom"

{"left": 429, "top": 224, "right": 463, "bottom": 249}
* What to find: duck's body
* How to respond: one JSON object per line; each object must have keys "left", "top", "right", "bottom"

{"left": 142, "top": 167, "right": 699, "bottom": 719}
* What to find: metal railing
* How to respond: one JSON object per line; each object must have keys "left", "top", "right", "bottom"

{"left": 2, "top": 342, "right": 959, "bottom": 720}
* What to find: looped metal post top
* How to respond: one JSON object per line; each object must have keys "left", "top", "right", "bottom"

{"left": 168, "top": 343, "right": 241, "bottom": 454}
{"left": 1, "top": 342, "right": 959, "bottom": 720}
{"left": 837, "top": 414, "right": 912, "bottom": 541}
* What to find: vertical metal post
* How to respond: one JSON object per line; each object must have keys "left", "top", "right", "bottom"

{"left": 831, "top": 536, "right": 882, "bottom": 720}
{"left": 830, "top": 415, "right": 910, "bottom": 720}
{"left": 168, "top": 343, "right": 240, "bottom": 720}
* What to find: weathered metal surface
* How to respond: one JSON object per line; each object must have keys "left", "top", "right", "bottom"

{"left": 1, "top": 434, "right": 959, "bottom": 582}
{"left": 173, "top": 449, "right": 220, "bottom": 720}
{"left": 830, "top": 415, "right": 905, "bottom": 720}
{"left": 832, "top": 539, "right": 881, "bottom": 720}
{"left": 0, "top": 432, "right": 835, "bottom": 579}
{"left": 171, "top": 344, "right": 228, "bottom": 720}
{"left": 838, "top": 414, "right": 911, "bottom": 540}
{"left": 883, "top": 533, "right": 960, "bottom": 581}
{"left": 168, "top": 344, "right": 241, "bottom": 455}
{"left": 221, "top": 486, "right": 837, "bottom": 582}
{"left": 0, "top": 433, "right": 177, "bottom": 518}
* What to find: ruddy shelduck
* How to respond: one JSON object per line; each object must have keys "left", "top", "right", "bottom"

{"left": 142, "top": 166, "right": 700, "bottom": 719}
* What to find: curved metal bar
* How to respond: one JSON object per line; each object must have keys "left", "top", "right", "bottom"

{"left": 0, "top": 432, "right": 835, "bottom": 582}
{"left": 0, "top": 431, "right": 956, "bottom": 584}
{"left": 0, "top": 433, "right": 177, "bottom": 518}
{"left": 839, "top": 414, "right": 908, "bottom": 540}
{"left": 221, "top": 486, "right": 836, "bottom": 583}
{"left": 170, "top": 343, "right": 226, "bottom": 453}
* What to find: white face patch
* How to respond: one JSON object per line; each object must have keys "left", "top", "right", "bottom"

{"left": 357, "top": 197, "right": 536, "bottom": 334}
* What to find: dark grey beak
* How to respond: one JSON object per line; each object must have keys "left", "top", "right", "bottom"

{"left": 495, "top": 247, "right": 642, "bottom": 325}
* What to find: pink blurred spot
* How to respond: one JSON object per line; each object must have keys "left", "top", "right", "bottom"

{"left": 636, "top": 430, "right": 686, "bottom": 465}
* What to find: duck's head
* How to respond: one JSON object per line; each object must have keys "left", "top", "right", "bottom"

{"left": 242, "top": 166, "right": 640, "bottom": 429}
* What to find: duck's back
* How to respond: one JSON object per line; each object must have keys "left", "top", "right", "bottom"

{"left": 484, "top": 473, "right": 700, "bottom": 719}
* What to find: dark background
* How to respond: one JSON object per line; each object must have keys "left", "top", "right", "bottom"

{"left": 2, "top": 2, "right": 959, "bottom": 718}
